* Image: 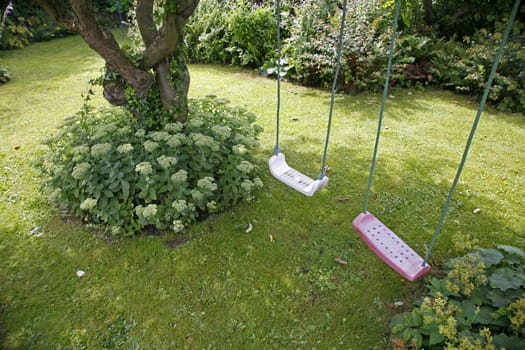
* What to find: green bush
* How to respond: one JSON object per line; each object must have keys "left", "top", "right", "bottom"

{"left": 0, "top": 63, "right": 10, "bottom": 84}
{"left": 271, "top": 0, "right": 387, "bottom": 92}
{"left": 185, "top": 0, "right": 277, "bottom": 68}
{"left": 390, "top": 245, "right": 525, "bottom": 349}
{"left": 39, "top": 96, "right": 264, "bottom": 236}
{"left": 430, "top": 27, "right": 525, "bottom": 113}
{"left": 227, "top": 4, "right": 276, "bottom": 67}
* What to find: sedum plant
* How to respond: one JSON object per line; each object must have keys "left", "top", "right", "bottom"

{"left": 39, "top": 95, "right": 263, "bottom": 236}
{"left": 390, "top": 245, "right": 525, "bottom": 350}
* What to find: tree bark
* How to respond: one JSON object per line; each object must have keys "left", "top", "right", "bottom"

{"left": 422, "top": 0, "right": 436, "bottom": 25}
{"left": 69, "top": 0, "right": 154, "bottom": 99}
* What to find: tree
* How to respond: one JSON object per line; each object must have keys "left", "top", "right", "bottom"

{"left": 32, "top": 0, "right": 199, "bottom": 124}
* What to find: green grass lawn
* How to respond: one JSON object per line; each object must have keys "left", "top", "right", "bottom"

{"left": 0, "top": 35, "right": 524, "bottom": 349}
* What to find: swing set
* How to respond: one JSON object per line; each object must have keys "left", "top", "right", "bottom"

{"left": 269, "top": 0, "right": 521, "bottom": 280}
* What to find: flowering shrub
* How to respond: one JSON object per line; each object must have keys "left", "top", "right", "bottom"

{"left": 390, "top": 245, "right": 525, "bottom": 349}
{"left": 0, "top": 64, "right": 10, "bottom": 84}
{"left": 39, "top": 95, "right": 263, "bottom": 236}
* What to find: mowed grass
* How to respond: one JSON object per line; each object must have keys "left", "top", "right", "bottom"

{"left": 0, "top": 35, "right": 524, "bottom": 349}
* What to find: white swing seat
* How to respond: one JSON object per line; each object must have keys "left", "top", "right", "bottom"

{"left": 352, "top": 212, "right": 431, "bottom": 281}
{"left": 269, "top": 153, "right": 328, "bottom": 197}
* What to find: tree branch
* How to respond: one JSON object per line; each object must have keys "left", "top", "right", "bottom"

{"left": 69, "top": 0, "right": 153, "bottom": 98}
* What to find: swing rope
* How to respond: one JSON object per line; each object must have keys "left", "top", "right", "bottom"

{"left": 423, "top": 0, "right": 521, "bottom": 265}
{"left": 117, "top": 0, "right": 125, "bottom": 37}
{"left": 273, "top": 0, "right": 348, "bottom": 180}
{"left": 362, "top": 0, "right": 401, "bottom": 213}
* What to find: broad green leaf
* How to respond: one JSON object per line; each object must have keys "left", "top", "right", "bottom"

{"left": 493, "top": 333, "right": 525, "bottom": 350}
{"left": 429, "top": 331, "right": 445, "bottom": 346}
{"left": 121, "top": 180, "right": 130, "bottom": 200}
{"left": 497, "top": 245, "right": 525, "bottom": 258}
{"left": 474, "top": 306, "right": 499, "bottom": 325}
{"left": 489, "top": 268, "right": 525, "bottom": 290}
{"left": 477, "top": 248, "right": 504, "bottom": 267}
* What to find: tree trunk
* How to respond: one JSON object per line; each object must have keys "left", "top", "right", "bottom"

{"left": 422, "top": 0, "right": 436, "bottom": 25}
{"left": 67, "top": 0, "right": 199, "bottom": 124}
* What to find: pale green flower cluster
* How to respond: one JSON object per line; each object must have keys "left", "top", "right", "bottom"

{"left": 91, "top": 143, "right": 112, "bottom": 157}
{"left": 80, "top": 198, "right": 97, "bottom": 211}
{"left": 212, "top": 125, "right": 231, "bottom": 139}
{"left": 72, "top": 145, "right": 90, "bottom": 157}
{"left": 92, "top": 122, "right": 117, "bottom": 140}
{"left": 157, "top": 155, "right": 177, "bottom": 169}
{"left": 236, "top": 161, "right": 254, "bottom": 174}
{"left": 72, "top": 162, "right": 91, "bottom": 180}
{"left": 135, "top": 129, "right": 146, "bottom": 138}
{"left": 187, "top": 118, "right": 204, "bottom": 129}
{"left": 144, "top": 140, "right": 159, "bottom": 153}
{"left": 166, "top": 134, "right": 186, "bottom": 147}
{"left": 164, "top": 122, "right": 183, "bottom": 133}
{"left": 191, "top": 133, "right": 219, "bottom": 151}
{"left": 116, "top": 125, "right": 131, "bottom": 136}
{"left": 232, "top": 144, "right": 247, "bottom": 155}
{"left": 135, "top": 162, "right": 153, "bottom": 176}
{"left": 150, "top": 131, "right": 170, "bottom": 142}
{"left": 171, "top": 169, "right": 188, "bottom": 183}
{"left": 191, "top": 190, "right": 204, "bottom": 202}
{"left": 172, "top": 199, "right": 189, "bottom": 213}
{"left": 135, "top": 204, "right": 158, "bottom": 219}
{"left": 117, "top": 143, "right": 134, "bottom": 154}
{"left": 197, "top": 177, "right": 217, "bottom": 192}
{"left": 206, "top": 201, "right": 218, "bottom": 212}
{"left": 173, "top": 219, "right": 185, "bottom": 233}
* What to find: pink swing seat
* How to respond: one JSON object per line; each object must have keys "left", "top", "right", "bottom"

{"left": 352, "top": 212, "right": 431, "bottom": 281}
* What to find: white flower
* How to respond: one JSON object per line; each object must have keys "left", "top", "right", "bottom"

{"left": 117, "top": 143, "right": 134, "bottom": 154}
{"left": 72, "top": 162, "right": 91, "bottom": 180}
{"left": 191, "top": 190, "right": 204, "bottom": 202}
{"left": 79, "top": 198, "right": 97, "bottom": 211}
{"left": 173, "top": 220, "right": 185, "bottom": 233}
{"left": 143, "top": 140, "right": 159, "bottom": 153}
{"left": 142, "top": 204, "right": 158, "bottom": 218}
{"left": 197, "top": 177, "right": 217, "bottom": 192}
{"left": 171, "top": 169, "right": 188, "bottom": 183}
{"left": 164, "top": 123, "right": 183, "bottom": 133}
{"left": 172, "top": 199, "right": 188, "bottom": 213}
{"left": 236, "top": 161, "right": 254, "bottom": 174}
{"left": 232, "top": 144, "right": 247, "bottom": 155}
{"left": 91, "top": 143, "right": 112, "bottom": 157}
{"left": 135, "top": 162, "right": 153, "bottom": 175}
{"left": 157, "top": 155, "right": 177, "bottom": 169}
{"left": 150, "top": 131, "right": 170, "bottom": 142}
{"left": 135, "top": 129, "right": 146, "bottom": 137}
{"left": 212, "top": 125, "right": 231, "bottom": 139}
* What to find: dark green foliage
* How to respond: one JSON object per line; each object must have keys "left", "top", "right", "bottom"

{"left": 39, "top": 96, "right": 264, "bottom": 236}
{"left": 185, "top": 0, "right": 277, "bottom": 67}
{"left": 390, "top": 245, "right": 525, "bottom": 349}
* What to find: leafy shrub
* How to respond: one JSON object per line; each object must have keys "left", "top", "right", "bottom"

{"left": 277, "top": 0, "right": 387, "bottom": 92}
{"left": 227, "top": 4, "right": 276, "bottom": 67}
{"left": 0, "top": 63, "right": 10, "bottom": 84}
{"left": 184, "top": 0, "right": 233, "bottom": 64}
{"left": 390, "top": 245, "right": 525, "bottom": 349}
{"left": 185, "top": 0, "right": 277, "bottom": 68}
{"left": 431, "top": 27, "right": 525, "bottom": 113}
{"left": 39, "top": 96, "right": 264, "bottom": 236}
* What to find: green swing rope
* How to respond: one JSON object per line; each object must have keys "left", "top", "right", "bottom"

{"left": 274, "top": 0, "right": 348, "bottom": 180}
{"left": 423, "top": 0, "right": 521, "bottom": 265}
{"left": 362, "top": 0, "right": 401, "bottom": 213}
{"left": 361, "top": 0, "right": 521, "bottom": 266}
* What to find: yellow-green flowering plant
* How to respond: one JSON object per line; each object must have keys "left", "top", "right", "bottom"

{"left": 390, "top": 245, "right": 525, "bottom": 349}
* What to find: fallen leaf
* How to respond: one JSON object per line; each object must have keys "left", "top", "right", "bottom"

{"left": 245, "top": 223, "right": 253, "bottom": 233}
{"left": 335, "top": 257, "right": 348, "bottom": 265}
{"left": 76, "top": 270, "right": 85, "bottom": 277}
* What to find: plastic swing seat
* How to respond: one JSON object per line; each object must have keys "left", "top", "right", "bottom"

{"left": 269, "top": 153, "right": 328, "bottom": 196}
{"left": 352, "top": 212, "right": 431, "bottom": 281}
